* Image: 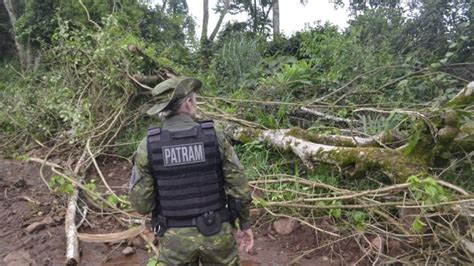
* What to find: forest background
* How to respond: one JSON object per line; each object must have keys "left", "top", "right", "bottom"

{"left": 0, "top": 0, "right": 473, "bottom": 264}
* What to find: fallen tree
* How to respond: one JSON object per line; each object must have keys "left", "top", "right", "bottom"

{"left": 195, "top": 82, "right": 473, "bottom": 263}
{"left": 226, "top": 125, "right": 425, "bottom": 180}
{"left": 219, "top": 82, "right": 474, "bottom": 183}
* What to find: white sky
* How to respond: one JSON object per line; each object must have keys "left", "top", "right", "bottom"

{"left": 155, "top": 1, "right": 350, "bottom": 37}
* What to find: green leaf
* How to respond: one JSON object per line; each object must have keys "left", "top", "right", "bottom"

{"left": 64, "top": 183, "right": 74, "bottom": 195}
{"left": 411, "top": 217, "right": 426, "bottom": 233}
{"left": 351, "top": 211, "right": 367, "bottom": 225}
{"left": 440, "top": 151, "right": 452, "bottom": 159}
{"left": 146, "top": 257, "right": 158, "bottom": 266}
{"left": 329, "top": 208, "right": 341, "bottom": 219}
{"left": 397, "top": 79, "right": 409, "bottom": 88}
{"left": 425, "top": 186, "right": 438, "bottom": 197}
{"left": 253, "top": 198, "right": 268, "bottom": 208}
{"left": 407, "top": 175, "right": 420, "bottom": 185}
{"left": 448, "top": 43, "right": 457, "bottom": 49}
{"left": 424, "top": 177, "right": 437, "bottom": 186}
{"left": 85, "top": 182, "right": 97, "bottom": 192}
{"left": 445, "top": 52, "right": 454, "bottom": 58}
{"left": 404, "top": 129, "right": 421, "bottom": 156}
{"left": 107, "top": 195, "right": 118, "bottom": 205}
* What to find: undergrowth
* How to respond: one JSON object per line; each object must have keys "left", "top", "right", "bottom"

{"left": 0, "top": 4, "right": 472, "bottom": 264}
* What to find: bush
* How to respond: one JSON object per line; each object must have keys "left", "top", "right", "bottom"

{"left": 210, "top": 33, "right": 263, "bottom": 92}
{"left": 1, "top": 16, "right": 145, "bottom": 146}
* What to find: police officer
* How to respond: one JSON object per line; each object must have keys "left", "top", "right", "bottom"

{"left": 129, "top": 76, "right": 254, "bottom": 265}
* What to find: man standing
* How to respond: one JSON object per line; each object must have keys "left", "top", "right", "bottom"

{"left": 129, "top": 76, "right": 253, "bottom": 265}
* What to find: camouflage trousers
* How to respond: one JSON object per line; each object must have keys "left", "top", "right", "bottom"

{"left": 157, "top": 222, "right": 239, "bottom": 265}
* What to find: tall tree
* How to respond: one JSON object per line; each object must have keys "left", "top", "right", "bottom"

{"left": 209, "top": 0, "right": 230, "bottom": 41}
{"left": 236, "top": 0, "right": 273, "bottom": 35}
{"left": 0, "top": 1, "right": 15, "bottom": 60}
{"left": 140, "top": 0, "right": 195, "bottom": 64}
{"left": 201, "top": 0, "right": 209, "bottom": 44}
{"left": 201, "top": 0, "right": 231, "bottom": 43}
{"left": 344, "top": 0, "right": 472, "bottom": 64}
{"left": 200, "top": 0, "right": 231, "bottom": 66}
{"left": 2, "top": 0, "right": 29, "bottom": 69}
{"left": 272, "top": 0, "right": 279, "bottom": 37}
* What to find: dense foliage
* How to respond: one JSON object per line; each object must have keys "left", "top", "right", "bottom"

{"left": 1, "top": 0, "right": 472, "bottom": 174}
{"left": 0, "top": 1, "right": 473, "bottom": 263}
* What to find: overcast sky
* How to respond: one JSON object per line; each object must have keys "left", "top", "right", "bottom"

{"left": 154, "top": 1, "right": 351, "bottom": 37}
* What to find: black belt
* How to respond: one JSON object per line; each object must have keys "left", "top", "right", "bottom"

{"left": 165, "top": 208, "right": 230, "bottom": 228}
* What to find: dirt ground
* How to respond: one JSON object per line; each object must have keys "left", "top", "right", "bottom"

{"left": 0, "top": 156, "right": 361, "bottom": 265}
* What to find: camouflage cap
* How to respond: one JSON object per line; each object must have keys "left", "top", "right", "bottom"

{"left": 146, "top": 76, "right": 202, "bottom": 116}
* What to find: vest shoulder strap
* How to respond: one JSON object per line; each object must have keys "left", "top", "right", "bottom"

{"left": 148, "top": 126, "right": 161, "bottom": 137}
{"left": 200, "top": 120, "right": 214, "bottom": 129}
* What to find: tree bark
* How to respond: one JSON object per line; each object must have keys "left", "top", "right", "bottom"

{"left": 201, "top": 0, "right": 209, "bottom": 44}
{"left": 3, "top": 0, "right": 27, "bottom": 70}
{"left": 200, "top": 0, "right": 232, "bottom": 67}
{"left": 447, "top": 81, "right": 474, "bottom": 108}
{"left": 208, "top": 0, "right": 230, "bottom": 42}
{"left": 261, "top": 2, "right": 272, "bottom": 34}
{"left": 220, "top": 82, "right": 474, "bottom": 183}
{"left": 272, "top": 0, "right": 280, "bottom": 37}
{"left": 225, "top": 125, "right": 425, "bottom": 182}
{"left": 65, "top": 151, "right": 87, "bottom": 265}
{"left": 65, "top": 184, "right": 80, "bottom": 265}
{"left": 286, "top": 127, "right": 405, "bottom": 148}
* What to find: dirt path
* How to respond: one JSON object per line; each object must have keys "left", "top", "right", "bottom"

{"left": 0, "top": 159, "right": 66, "bottom": 265}
{"left": 0, "top": 157, "right": 349, "bottom": 265}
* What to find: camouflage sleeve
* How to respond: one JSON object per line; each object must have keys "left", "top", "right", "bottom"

{"left": 215, "top": 124, "right": 252, "bottom": 228}
{"left": 129, "top": 137, "right": 156, "bottom": 215}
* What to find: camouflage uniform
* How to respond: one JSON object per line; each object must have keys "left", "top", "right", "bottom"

{"left": 130, "top": 113, "right": 251, "bottom": 265}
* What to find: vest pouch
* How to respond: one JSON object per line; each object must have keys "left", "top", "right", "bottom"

{"left": 196, "top": 211, "right": 222, "bottom": 236}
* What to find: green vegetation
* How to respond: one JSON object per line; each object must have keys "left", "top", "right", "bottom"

{"left": 49, "top": 174, "right": 74, "bottom": 195}
{"left": 1, "top": 0, "right": 473, "bottom": 264}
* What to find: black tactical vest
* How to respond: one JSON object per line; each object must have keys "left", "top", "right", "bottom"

{"left": 147, "top": 121, "right": 226, "bottom": 218}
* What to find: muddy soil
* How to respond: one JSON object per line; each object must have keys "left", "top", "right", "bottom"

{"left": 0, "top": 157, "right": 360, "bottom": 265}
{"left": 0, "top": 158, "right": 148, "bottom": 266}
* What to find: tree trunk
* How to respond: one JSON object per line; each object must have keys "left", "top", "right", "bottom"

{"left": 272, "top": 0, "right": 280, "bottom": 37}
{"left": 208, "top": 0, "right": 230, "bottom": 42}
{"left": 3, "top": 0, "right": 27, "bottom": 70}
{"left": 65, "top": 183, "right": 80, "bottom": 265}
{"left": 225, "top": 126, "right": 425, "bottom": 182}
{"left": 220, "top": 82, "right": 474, "bottom": 183}
{"left": 161, "top": 0, "right": 167, "bottom": 12}
{"left": 65, "top": 151, "right": 87, "bottom": 265}
{"left": 199, "top": 0, "right": 211, "bottom": 67}
{"left": 261, "top": 2, "right": 272, "bottom": 34}
{"left": 286, "top": 127, "right": 406, "bottom": 148}
{"left": 252, "top": 0, "right": 257, "bottom": 34}
{"left": 447, "top": 81, "right": 474, "bottom": 108}
{"left": 201, "top": 0, "right": 209, "bottom": 44}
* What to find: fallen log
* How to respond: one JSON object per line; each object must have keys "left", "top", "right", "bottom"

{"left": 221, "top": 82, "right": 474, "bottom": 182}
{"left": 226, "top": 125, "right": 425, "bottom": 182}
{"left": 447, "top": 81, "right": 474, "bottom": 108}
{"left": 284, "top": 127, "right": 406, "bottom": 148}
{"left": 65, "top": 151, "right": 87, "bottom": 266}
